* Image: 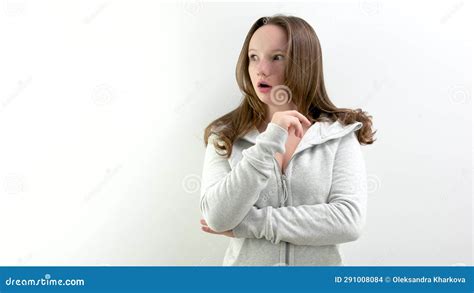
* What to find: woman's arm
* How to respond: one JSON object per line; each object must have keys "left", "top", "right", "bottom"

{"left": 200, "top": 123, "right": 288, "bottom": 232}
{"left": 231, "top": 131, "right": 368, "bottom": 246}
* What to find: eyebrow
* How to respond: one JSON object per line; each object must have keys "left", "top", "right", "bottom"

{"left": 248, "top": 48, "right": 286, "bottom": 53}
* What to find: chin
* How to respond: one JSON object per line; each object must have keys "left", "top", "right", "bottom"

{"left": 257, "top": 95, "right": 272, "bottom": 105}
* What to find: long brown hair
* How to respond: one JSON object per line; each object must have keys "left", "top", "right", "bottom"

{"left": 204, "top": 14, "right": 376, "bottom": 157}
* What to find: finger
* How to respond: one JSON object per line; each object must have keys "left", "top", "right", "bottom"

{"left": 288, "top": 119, "right": 300, "bottom": 138}
{"left": 224, "top": 231, "right": 235, "bottom": 238}
{"left": 287, "top": 125, "right": 296, "bottom": 137}
{"left": 291, "top": 116, "right": 304, "bottom": 138}
{"left": 294, "top": 111, "right": 311, "bottom": 126}
{"left": 201, "top": 226, "right": 218, "bottom": 234}
{"left": 289, "top": 110, "right": 311, "bottom": 126}
{"left": 200, "top": 219, "right": 207, "bottom": 225}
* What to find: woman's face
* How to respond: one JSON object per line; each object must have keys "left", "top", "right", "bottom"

{"left": 248, "top": 24, "right": 288, "bottom": 105}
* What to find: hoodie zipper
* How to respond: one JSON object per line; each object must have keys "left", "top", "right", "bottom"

{"left": 273, "top": 136, "right": 311, "bottom": 266}
{"left": 273, "top": 156, "right": 291, "bottom": 266}
{"left": 281, "top": 174, "right": 290, "bottom": 266}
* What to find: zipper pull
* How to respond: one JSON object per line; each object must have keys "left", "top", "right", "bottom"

{"left": 281, "top": 174, "right": 288, "bottom": 206}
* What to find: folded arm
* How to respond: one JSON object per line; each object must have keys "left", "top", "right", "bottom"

{"left": 232, "top": 131, "right": 368, "bottom": 246}
{"left": 200, "top": 123, "right": 288, "bottom": 232}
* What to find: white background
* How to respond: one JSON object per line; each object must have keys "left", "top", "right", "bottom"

{"left": 0, "top": 0, "right": 471, "bottom": 266}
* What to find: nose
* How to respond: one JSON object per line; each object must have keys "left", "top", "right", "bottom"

{"left": 256, "top": 59, "right": 271, "bottom": 77}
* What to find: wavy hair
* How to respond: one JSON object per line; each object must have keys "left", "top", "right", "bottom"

{"left": 204, "top": 14, "right": 376, "bottom": 157}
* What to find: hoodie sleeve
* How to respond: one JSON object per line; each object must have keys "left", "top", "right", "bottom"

{"left": 200, "top": 123, "right": 288, "bottom": 233}
{"left": 232, "top": 131, "right": 368, "bottom": 246}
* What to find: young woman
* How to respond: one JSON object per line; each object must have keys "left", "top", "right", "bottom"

{"left": 199, "top": 15, "right": 376, "bottom": 266}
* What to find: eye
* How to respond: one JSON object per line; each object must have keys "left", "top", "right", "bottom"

{"left": 273, "top": 55, "right": 285, "bottom": 61}
{"left": 249, "top": 54, "right": 257, "bottom": 61}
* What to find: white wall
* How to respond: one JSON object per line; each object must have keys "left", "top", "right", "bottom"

{"left": 0, "top": 0, "right": 471, "bottom": 266}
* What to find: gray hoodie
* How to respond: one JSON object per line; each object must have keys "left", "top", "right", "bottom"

{"left": 200, "top": 119, "right": 367, "bottom": 266}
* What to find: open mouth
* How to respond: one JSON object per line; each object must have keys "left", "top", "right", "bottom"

{"left": 258, "top": 81, "right": 272, "bottom": 88}
{"left": 257, "top": 81, "right": 273, "bottom": 93}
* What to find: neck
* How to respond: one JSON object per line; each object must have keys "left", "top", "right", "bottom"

{"left": 257, "top": 102, "right": 298, "bottom": 132}
{"left": 264, "top": 102, "right": 298, "bottom": 123}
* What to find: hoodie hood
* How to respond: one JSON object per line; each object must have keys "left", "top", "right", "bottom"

{"left": 240, "top": 119, "right": 362, "bottom": 154}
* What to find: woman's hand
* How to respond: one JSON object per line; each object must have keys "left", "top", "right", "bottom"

{"left": 200, "top": 219, "right": 235, "bottom": 238}
{"left": 271, "top": 110, "right": 312, "bottom": 138}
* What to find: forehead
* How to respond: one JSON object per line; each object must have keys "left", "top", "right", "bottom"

{"left": 248, "top": 24, "right": 288, "bottom": 52}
